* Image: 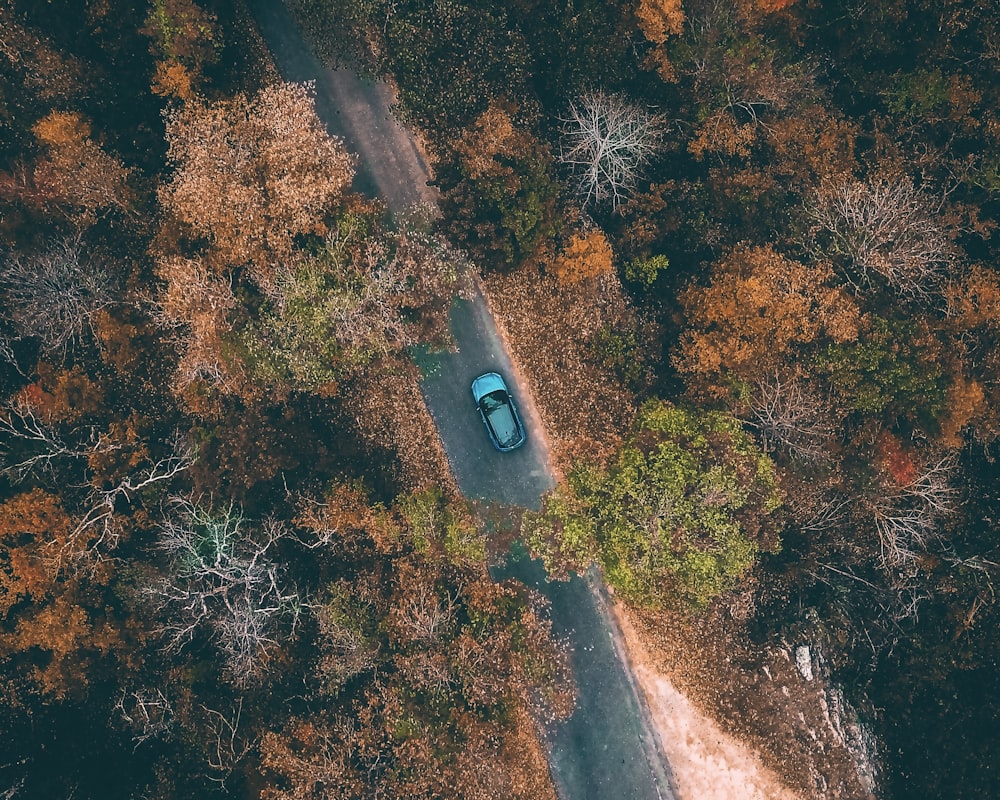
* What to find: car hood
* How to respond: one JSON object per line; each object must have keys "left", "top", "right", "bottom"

{"left": 471, "top": 372, "right": 506, "bottom": 401}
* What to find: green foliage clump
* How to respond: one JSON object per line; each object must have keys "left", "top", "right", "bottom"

{"left": 883, "top": 68, "right": 950, "bottom": 121}
{"left": 625, "top": 253, "right": 669, "bottom": 287}
{"left": 525, "top": 401, "right": 781, "bottom": 608}
{"left": 396, "top": 487, "right": 487, "bottom": 566}
{"left": 588, "top": 324, "right": 646, "bottom": 387}
{"left": 443, "top": 132, "right": 563, "bottom": 270}
{"left": 814, "top": 316, "right": 948, "bottom": 428}
{"left": 236, "top": 253, "right": 349, "bottom": 393}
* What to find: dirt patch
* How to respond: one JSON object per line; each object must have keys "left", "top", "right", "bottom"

{"left": 615, "top": 602, "right": 803, "bottom": 800}
{"left": 618, "top": 595, "right": 878, "bottom": 800}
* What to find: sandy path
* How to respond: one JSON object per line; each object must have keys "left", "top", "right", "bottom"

{"left": 611, "top": 603, "right": 807, "bottom": 800}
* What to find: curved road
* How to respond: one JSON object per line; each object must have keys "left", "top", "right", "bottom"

{"left": 247, "top": 2, "right": 676, "bottom": 798}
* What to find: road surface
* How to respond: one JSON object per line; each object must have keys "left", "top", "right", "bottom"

{"left": 247, "top": 3, "right": 676, "bottom": 798}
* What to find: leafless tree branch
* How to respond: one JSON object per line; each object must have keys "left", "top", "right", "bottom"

{"left": 745, "top": 372, "right": 837, "bottom": 463}
{"left": 114, "top": 688, "right": 174, "bottom": 750}
{"left": 0, "top": 238, "right": 114, "bottom": 356}
{"left": 805, "top": 177, "right": 958, "bottom": 303}
{"left": 559, "top": 92, "right": 667, "bottom": 210}
{"left": 147, "top": 498, "right": 302, "bottom": 686}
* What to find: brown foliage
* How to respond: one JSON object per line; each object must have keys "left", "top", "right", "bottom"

{"left": 675, "top": 245, "right": 861, "bottom": 397}
{"left": 634, "top": 0, "right": 685, "bottom": 45}
{"left": 8, "top": 591, "right": 120, "bottom": 699}
{"left": 0, "top": 489, "right": 128, "bottom": 700}
{"left": 347, "top": 358, "right": 458, "bottom": 494}
{"left": 160, "top": 83, "right": 355, "bottom": 286}
{"left": 152, "top": 254, "right": 245, "bottom": 401}
{"left": 31, "top": 111, "right": 133, "bottom": 221}
{"left": 15, "top": 364, "right": 104, "bottom": 425}
{"left": 481, "top": 267, "right": 639, "bottom": 469}
{"left": 0, "top": 489, "right": 72, "bottom": 616}
{"left": 151, "top": 59, "right": 195, "bottom": 101}
{"left": 550, "top": 228, "right": 614, "bottom": 286}
{"left": 452, "top": 103, "right": 519, "bottom": 181}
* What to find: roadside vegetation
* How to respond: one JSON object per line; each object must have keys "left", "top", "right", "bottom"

{"left": 1, "top": 1, "right": 998, "bottom": 799}
{"left": 0, "top": 1, "right": 568, "bottom": 798}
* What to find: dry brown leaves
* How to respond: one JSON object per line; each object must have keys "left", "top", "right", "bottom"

{"left": 481, "top": 266, "right": 637, "bottom": 471}
{"left": 624, "top": 598, "right": 877, "bottom": 800}
{"left": 350, "top": 357, "right": 458, "bottom": 496}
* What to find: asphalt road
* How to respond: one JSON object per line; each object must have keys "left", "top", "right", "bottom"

{"left": 248, "top": 4, "right": 676, "bottom": 798}
{"left": 413, "top": 295, "right": 555, "bottom": 508}
{"left": 495, "top": 552, "right": 677, "bottom": 800}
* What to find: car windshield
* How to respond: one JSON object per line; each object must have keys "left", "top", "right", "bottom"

{"left": 480, "top": 390, "right": 506, "bottom": 412}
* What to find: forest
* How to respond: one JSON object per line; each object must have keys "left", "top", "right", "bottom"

{"left": 1, "top": 1, "right": 998, "bottom": 799}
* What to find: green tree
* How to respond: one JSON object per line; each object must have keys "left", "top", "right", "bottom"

{"left": 813, "top": 315, "right": 949, "bottom": 430}
{"left": 524, "top": 401, "right": 782, "bottom": 608}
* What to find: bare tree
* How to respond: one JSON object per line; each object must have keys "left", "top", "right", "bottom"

{"left": 70, "top": 431, "right": 196, "bottom": 560}
{"left": 0, "top": 238, "right": 114, "bottom": 356}
{"left": 804, "top": 177, "right": 958, "bottom": 302}
{"left": 148, "top": 499, "right": 302, "bottom": 686}
{"left": 559, "top": 92, "right": 667, "bottom": 210}
{"left": 0, "top": 399, "right": 81, "bottom": 482}
{"left": 744, "top": 372, "right": 837, "bottom": 463}
{"left": 870, "top": 453, "right": 958, "bottom": 574}
{"left": 114, "top": 687, "right": 174, "bottom": 750}
{"left": 202, "top": 700, "right": 255, "bottom": 788}
{"left": 390, "top": 580, "right": 457, "bottom": 645}
{"left": 0, "top": 401, "right": 194, "bottom": 567}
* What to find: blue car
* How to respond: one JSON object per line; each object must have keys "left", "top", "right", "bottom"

{"left": 471, "top": 372, "right": 526, "bottom": 452}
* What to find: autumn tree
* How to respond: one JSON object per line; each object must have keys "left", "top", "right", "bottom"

{"left": 152, "top": 253, "right": 243, "bottom": 401}
{"left": 236, "top": 205, "right": 464, "bottom": 394}
{"left": 147, "top": 497, "right": 303, "bottom": 687}
{"left": 30, "top": 111, "right": 133, "bottom": 221}
{"left": 159, "top": 82, "right": 355, "bottom": 290}
{"left": 141, "top": 0, "right": 220, "bottom": 100}
{"left": 258, "top": 485, "right": 573, "bottom": 800}
{"left": 524, "top": 401, "right": 782, "bottom": 608}
{"left": 632, "top": 0, "right": 685, "bottom": 81}
{"left": 550, "top": 227, "right": 614, "bottom": 286}
{"left": 0, "top": 488, "right": 129, "bottom": 700}
{"left": 674, "top": 244, "right": 861, "bottom": 399}
{"left": 0, "top": 489, "right": 73, "bottom": 618}
{"left": 635, "top": 0, "right": 685, "bottom": 44}
{"left": 559, "top": 92, "right": 668, "bottom": 210}
{"left": 804, "top": 176, "right": 959, "bottom": 303}
{"left": 442, "top": 103, "right": 562, "bottom": 270}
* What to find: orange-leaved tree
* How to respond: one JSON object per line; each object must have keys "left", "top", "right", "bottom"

{"left": 674, "top": 244, "right": 861, "bottom": 398}
{"left": 550, "top": 228, "right": 614, "bottom": 286}
{"left": 159, "top": 82, "right": 355, "bottom": 291}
